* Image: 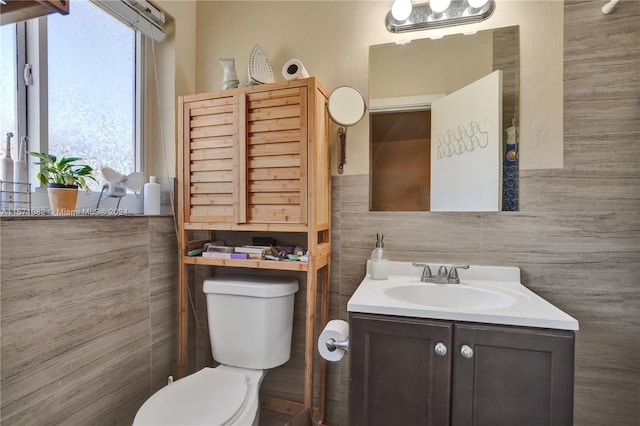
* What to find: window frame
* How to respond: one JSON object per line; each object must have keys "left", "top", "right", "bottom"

{"left": 14, "top": 8, "right": 146, "bottom": 190}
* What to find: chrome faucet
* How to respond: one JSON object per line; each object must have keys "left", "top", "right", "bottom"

{"left": 412, "top": 263, "right": 470, "bottom": 284}
{"left": 447, "top": 265, "right": 469, "bottom": 284}
{"left": 436, "top": 265, "right": 448, "bottom": 282}
{"left": 412, "top": 262, "right": 433, "bottom": 282}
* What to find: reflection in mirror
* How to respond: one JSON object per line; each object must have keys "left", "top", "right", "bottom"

{"left": 369, "top": 26, "right": 519, "bottom": 212}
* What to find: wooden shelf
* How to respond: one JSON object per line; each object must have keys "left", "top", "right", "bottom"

{"left": 183, "top": 222, "right": 312, "bottom": 232}
{"left": 182, "top": 256, "right": 309, "bottom": 271}
{"left": 1, "top": 0, "right": 69, "bottom": 25}
{"left": 182, "top": 238, "right": 331, "bottom": 271}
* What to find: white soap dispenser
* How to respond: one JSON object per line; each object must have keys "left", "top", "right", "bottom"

{"left": 370, "top": 233, "right": 389, "bottom": 280}
{"left": 143, "top": 176, "right": 161, "bottom": 215}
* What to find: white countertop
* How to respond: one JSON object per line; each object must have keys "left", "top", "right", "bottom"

{"left": 347, "top": 261, "right": 579, "bottom": 331}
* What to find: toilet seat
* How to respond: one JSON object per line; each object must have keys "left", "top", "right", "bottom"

{"left": 133, "top": 367, "right": 256, "bottom": 425}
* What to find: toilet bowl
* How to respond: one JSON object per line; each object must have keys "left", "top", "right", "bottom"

{"left": 133, "top": 275, "right": 299, "bottom": 426}
{"left": 133, "top": 366, "right": 264, "bottom": 426}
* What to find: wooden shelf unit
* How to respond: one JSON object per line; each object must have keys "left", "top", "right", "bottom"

{"left": 0, "top": 0, "right": 69, "bottom": 25}
{"left": 177, "top": 77, "right": 331, "bottom": 419}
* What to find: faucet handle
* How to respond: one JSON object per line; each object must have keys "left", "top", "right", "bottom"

{"left": 412, "top": 262, "right": 433, "bottom": 282}
{"left": 437, "top": 265, "right": 448, "bottom": 277}
{"left": 448, "top": 265, "right": 469, "bottom": 284}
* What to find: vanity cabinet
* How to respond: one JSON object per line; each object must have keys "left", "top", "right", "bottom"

{"left": 451, "top": 322, "right": 574, "bottom": 425}
{"left": 178, "top": 78, "right": 331, "bottom": 419}
{"left": 349, "top": 314, "right": 453, "bottom": 425}
{"left": 349, "top": 313, "right": 575, "bottom": 426}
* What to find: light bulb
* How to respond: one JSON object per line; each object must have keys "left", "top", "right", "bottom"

{"left": 391, "top": 0, "right": 413, "bottom": 21}
{"left": 430, "top": 0, "right": 451, "bottom": 14}
{"left": 467, "top": 0, "right": 489, "bottom": 9}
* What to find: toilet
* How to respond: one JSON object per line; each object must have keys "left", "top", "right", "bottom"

{"left": 133, "top": 275, "right": 299, "bottom": 426}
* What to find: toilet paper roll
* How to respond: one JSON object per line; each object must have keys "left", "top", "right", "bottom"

{"left": 282, "top": 58, "right": 310, "bottom": 80}
{"left": 318, "top": 319, "right": 349, "bottom": 362}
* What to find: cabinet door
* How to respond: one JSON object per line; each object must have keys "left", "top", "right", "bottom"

{"left": 451, "top": 323, "right": 575, "bottom": 426}
{"left": 242, "top": 86, "right": 308, "bottom": 224}
{"left": 350, "top": 313, "right": 452, "bottom": 426}
{"left": 183, "top": 94, "right": 239, "bottom": 224}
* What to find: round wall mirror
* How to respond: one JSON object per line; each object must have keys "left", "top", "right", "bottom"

{"left": 327, "top": 86, "right": 367, "bottom": 126}
{"left": 327, "top": 86, "right": 367, "bottom": 174}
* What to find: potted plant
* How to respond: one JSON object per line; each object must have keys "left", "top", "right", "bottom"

{"left": 29, "top": 152, "right": 97, "bottom": 214}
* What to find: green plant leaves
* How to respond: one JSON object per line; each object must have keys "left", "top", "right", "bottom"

{"left": 27, "top": 151, "right": 97, "bottom": 192}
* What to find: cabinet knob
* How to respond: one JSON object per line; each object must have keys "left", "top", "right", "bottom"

{"left": 434, "top": 342, "right": 447, "bottom": 356}
{"left": 460, "top": 344, "right": 474, "bottom": 359}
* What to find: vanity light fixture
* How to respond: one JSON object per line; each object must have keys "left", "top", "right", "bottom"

{"left": 430, "top": 0, "right": 451, "bottom": 14}
{"left": 391, "top": 0, "right": 413, "bottom": 21}
{"left": 468, "top": 0, "right": 490, "bottom": 9}
{"left": 386, "top": 0, "right": 495, "bottom": 33}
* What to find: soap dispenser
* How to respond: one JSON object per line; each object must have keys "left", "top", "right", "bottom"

{"left": 370, "top": 233, "right": 389, "bottom": 280}
{"left": 143, "top": 176, "right": 161, "bottom": 215}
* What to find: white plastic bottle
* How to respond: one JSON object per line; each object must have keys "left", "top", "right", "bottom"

{"left": 370, "top": 233, "right": 389, "bottom": 280}
{"left": 143, "top": 176, "right": 161, "bottom": 215}
{"left": 13, "top": 136, "right": 28, "bottom": 210}
{"left": 1, "top": 132, "right": 15, "bottom": 210}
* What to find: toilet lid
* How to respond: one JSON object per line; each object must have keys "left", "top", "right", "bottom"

{"left": 134, "top": 368, "right": 248, "bottom": 425}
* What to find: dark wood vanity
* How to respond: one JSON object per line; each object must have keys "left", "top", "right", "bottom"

{"left": 349, "top": 312, "right": 575, "bottom": 426}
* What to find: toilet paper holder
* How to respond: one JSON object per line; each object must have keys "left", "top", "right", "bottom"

{"left": 319, "top": 319, "right": 349, "bottom": 360}
{"left": 326, "top": 337, "right": 349, "bottom": 353}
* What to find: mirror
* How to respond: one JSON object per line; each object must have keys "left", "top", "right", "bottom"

{"left": 328, "top": 86, "right": 367, "bottom": 127}
{"left": 369, "top": 26, "right": 519, "bottom": 212}
{"left": 328, "top": 86, "right": 367, "bottom": 174}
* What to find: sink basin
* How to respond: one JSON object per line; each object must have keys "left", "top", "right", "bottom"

{"left": 382, "top": 284, "right": 518, "bottom": 310}
{"left": 347, "top": 261, "right": 579, "bottom": 330}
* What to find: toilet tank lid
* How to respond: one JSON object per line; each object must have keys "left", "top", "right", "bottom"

{"left": 203, "top": 275, "right": 299, "bottom": 298}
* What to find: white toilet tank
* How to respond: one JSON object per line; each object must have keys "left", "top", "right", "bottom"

{"left": 203, "top": 275, "right": 299, "bottom": 369}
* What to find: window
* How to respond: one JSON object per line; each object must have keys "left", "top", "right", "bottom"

{"left": 0, "top": 24, "right": 17, "bottom": 157}
{"left": 48, "top": 1, "right": 139, "bottom": 185}
{"left": 0, "top": 1, "right": 143, "bottom": 191}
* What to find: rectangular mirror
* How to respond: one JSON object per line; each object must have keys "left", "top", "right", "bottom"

{"left": 369, "top": 25, "right": 519, "bottom": 212}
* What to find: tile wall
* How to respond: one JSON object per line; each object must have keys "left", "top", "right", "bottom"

{"left": 324, "top": 1, "right": 640, "bottom": 425}
{"left": 0, "top": 216, "right": 178, "bottom": 424}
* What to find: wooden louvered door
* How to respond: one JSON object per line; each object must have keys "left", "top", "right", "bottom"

{"left": 183, "top": 86, "right": 308, "bottom": 226}
{"left": 241, "top": 86, "right": 308, "bottom": 225}
{"left": 183, "top": 94, "right": 239, "bottom": 224}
